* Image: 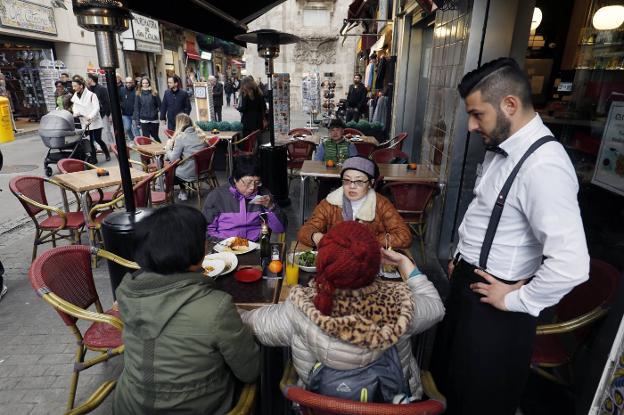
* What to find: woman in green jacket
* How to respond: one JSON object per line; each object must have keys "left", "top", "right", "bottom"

{"left": 113, "top": 205, "right": 260, "bottom": 414}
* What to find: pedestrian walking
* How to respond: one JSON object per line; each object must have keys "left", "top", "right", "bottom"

{"left": 71, "top": 75, "right": 110, "bottom": 163}
{"left": 233, "top": 77, "right": 240, "bottom": 107}
{"left": 237, "top": 76, "right": 265, "bottom": 138}
{"left": 209, "top": 75, "right": 224, "bottom": 122}
{"left": 225, "top": 78, "right": 234, "bottom": 107}
{"left": 120, "top": 76, "right": 137, "bottom": 141}
{"left": 346, "top": 74, "right": 367, "bottom": 122}
{"left": 86, "top": 73, "right": 114, "bottom": 148}
{"left": 54, "top": 80, "right": 66, "bottom": 109}
{"left": 60, "top": 72, "right": 72, "bottom": 94}
{"left": 432, "top": 57, "right": 589, "bottom": 415}
{"left": 134, "top": 77, "right": 162, "bottom": 142}
{"left": 160, "top": 74, "right": 191, "bottom": 131}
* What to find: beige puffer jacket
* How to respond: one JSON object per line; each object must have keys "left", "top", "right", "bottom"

{"left": 241, "top": 276, "right": 444, "bottom": 398}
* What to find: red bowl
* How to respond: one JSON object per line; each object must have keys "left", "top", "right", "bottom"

{"left": 235, "top": 267, "right": 262, "bottom": 283}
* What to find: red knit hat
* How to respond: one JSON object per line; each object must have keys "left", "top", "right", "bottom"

{"left": 314, "top": 221, "right": 381, "bottom": 315}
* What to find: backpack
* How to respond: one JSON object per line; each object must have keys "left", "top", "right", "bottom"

{"left": 307, "top": 346, "right": 409, "bottom": 403}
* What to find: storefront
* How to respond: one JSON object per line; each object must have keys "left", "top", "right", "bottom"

{"left": 159, "top": 23, "right": 185, "bottom": 93}
{"left": 121, "top": 12, "right": 162, "bottom": 86}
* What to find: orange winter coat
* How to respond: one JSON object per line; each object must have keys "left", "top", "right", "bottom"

{"left": 297, "top": 188, "right": 412, "bottom": 249}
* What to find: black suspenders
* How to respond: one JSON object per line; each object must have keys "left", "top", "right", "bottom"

{"left": 478, "top": 136, "right": 557, "bottom": 270}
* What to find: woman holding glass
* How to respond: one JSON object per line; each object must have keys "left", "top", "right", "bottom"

{"left": 298, "top": 156, "right": 412, "bottom": 248}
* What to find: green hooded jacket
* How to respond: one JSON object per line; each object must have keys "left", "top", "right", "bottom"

{"left": 113, "top": 271, "right": 260, "bottom": 414}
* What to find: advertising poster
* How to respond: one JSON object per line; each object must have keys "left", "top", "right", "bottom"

{"left": 592, "top": 101, "right": 624, "bottom": 197}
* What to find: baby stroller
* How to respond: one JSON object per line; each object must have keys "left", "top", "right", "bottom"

{"left": 39, "top": 110, "right": 90, "bottom": 177}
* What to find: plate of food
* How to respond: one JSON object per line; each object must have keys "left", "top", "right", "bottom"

{"left": 203, "top": 252, "right": 238, "bottom": 277}
{"left": 214, "top": 236, "right": 259, "bottom": 255}
{"left": 202, "top": 259, "right": 225, "bottom": 278}
{"left": 295, "top": 250, "right": 318, "bottom": 273}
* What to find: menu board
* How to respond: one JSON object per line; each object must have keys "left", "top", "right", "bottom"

{"left": 272, "top": 73, "right": 290, "bottom": 135}
{"left": 592, "top": 101, "right": 624, "bottom": 196}
{"left": 193, "top": 81, "right": 214, "bottom": 122}
{"left": 301, "top": 72, "right": 321, "bottom": 114}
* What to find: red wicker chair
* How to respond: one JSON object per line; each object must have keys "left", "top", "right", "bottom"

{"left": 371, "top": 148, "right": 410, "bottom": 164}
{"left": 288, "top": 128, "right": 313, "bottom": 136}
{"left": 58, "top": 158, "right": 119, "bottom": 205}
{"left": 150, "top": 160, "right": 181, "bottom": 206}
{"left": 10, "top": 176, "right": 85, "bottom": 261}
{"left": 343, "top": 128, "right": 364, "bottom": 136}
{"left": 178, "top": 146, "right": 219, "bottom": 207}
{"left": 133, "top": 136, "right": 160, "bottom": 172}
{"left": 354, "top": 142, "right": 377, "bottom": 158}
{"left": 531, "top": 258, "right": 620, "bottom": 385}
{"left": 164, "top": 128, "right": 175, "bottom": 139}
{"left": 287, "top": 140, "right": 316, "bottom": 186}
{"left": 381, "top": 182, "right": 438, "bottom": 258}
{"left": 110, "top": 143, "right": 148, "bottom": 172}
{"left": 379, "top": 133, "right": 408, "bottom": 151}
{"left": 28, "top": 245, "right": 135, "bottom": 413}
{"left": 280, "top": 360, "right": 445, "bottom": 415}
{"left": 233, "top": 130, "right": 261, "bottom": 157}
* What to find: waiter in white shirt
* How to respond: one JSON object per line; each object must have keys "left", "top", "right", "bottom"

{"left": 433, "top": 58, "right": 590, "bottom": 415}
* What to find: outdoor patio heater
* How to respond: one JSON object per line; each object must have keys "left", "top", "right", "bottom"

{"left": 235, "top": 29, "right": 299, "bottom": 207}
{"left": 72, "top": 0, "right": 153, "bottom": 295}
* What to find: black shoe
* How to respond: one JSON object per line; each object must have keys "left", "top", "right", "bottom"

{"left": 105, "top": 155, "right": 111, "bottom": 161}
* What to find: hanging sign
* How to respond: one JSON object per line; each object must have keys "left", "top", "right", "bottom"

{"left": 0, "top": 0, "right": 57, "bottom": 35}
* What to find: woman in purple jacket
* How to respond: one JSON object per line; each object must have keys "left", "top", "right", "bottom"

{"left": 201, "top": 156, "right": 287, "bottom": 241}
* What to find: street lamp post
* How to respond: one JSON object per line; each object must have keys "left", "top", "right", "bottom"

{"left": 235, "top": 30, "right": 299, "bottom": 206}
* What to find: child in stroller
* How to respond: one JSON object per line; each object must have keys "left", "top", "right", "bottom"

{"left": 39, "top": 94, "right": 91, "bottom": 176}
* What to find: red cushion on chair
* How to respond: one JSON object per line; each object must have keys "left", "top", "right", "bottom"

{"left": 83, "top": 308, "right": 123, "bottom": 349}
{"left": 40, "top": 212, "right": 85, "bottom": 229}
{"left": 531, "top": 335, "right": 571, "bottom": 366}
{"left": 151, "top": 191, "right": 166, "bottom": 204}
{"left": 89, "top": 190, "right": 117, "bottom": 204}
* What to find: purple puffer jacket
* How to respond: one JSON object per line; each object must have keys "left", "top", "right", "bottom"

{"left": 201, "top": 183, "right": 287, "bottom": 241}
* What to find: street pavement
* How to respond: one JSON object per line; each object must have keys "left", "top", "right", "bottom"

{"left": 0, "top": 104, "right": 443, "bottom": 414}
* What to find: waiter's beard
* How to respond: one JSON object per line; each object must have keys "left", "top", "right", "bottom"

{"left": 486, "top": 109, "right": 511, "bottom": 146}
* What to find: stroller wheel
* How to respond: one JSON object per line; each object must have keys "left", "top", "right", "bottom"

{"left": 44, "top": 166, "right": 53, "bottom": 177}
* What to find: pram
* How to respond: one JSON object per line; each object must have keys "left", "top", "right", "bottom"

{"left": 39, "top": 110, "right": 90, "bottom": 177}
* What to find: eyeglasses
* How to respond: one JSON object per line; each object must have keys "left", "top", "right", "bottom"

{"left": 239, "top": 179, "right": 262, "bottom": 188}
{"left": 341, "top": 179, "right": 369, "bottom": 188}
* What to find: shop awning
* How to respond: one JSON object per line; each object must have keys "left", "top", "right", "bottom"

{"left": 125, "top": 0, "right": 287, "bottom": 44}
{"left": 186, "top": 52, "right": 201, "bottom": 60}
{"left": 231, "top": 59, "right": 244, "bottom": 66}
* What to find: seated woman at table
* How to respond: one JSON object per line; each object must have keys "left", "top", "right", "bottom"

{"left": 314, "top": 118, "right": 358, "bottom": 201}
{"left": 165, "top": 113, "right": 212, "bottom": 201}
{"left": 202, "top": 155, "right": 287, "bottom": 241}
{"left": 298, "top": 155, "right": 412, "bottom": 249}
{"left": 241, "top": 221, "right": 445, "bottom": 400}
{"left": 114, "top": 205, "right": 259, "bottom": 414}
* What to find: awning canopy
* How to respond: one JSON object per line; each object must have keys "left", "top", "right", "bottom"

{"left": 186, "top": 52, "right": 201, "bottom": 60}
{"left": 125, "top": 0, "right": 287, "bottom": 44}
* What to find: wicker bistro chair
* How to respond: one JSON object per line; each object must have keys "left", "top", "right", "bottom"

{"left": 280, "top": 360, "right": 445, "bottom": 415}
{"left": 164, "top": 128, "right": 175, "bottom": 139}
{"left": 378, "top": 133, "right": 408, "bottom": 151}
{"left": 58, "top": 158, "right": 120, "bottom": 205}
{"left": 28, "top": 245, "right": 138, "bottom": 414}
{"left": 178, "top": 146, "right": 219, "bottom": 208}
{"left": 10, "top": 176, "right": 86, "bottom": 261}
{"left": 371, "top": 148, "right": 410, "bottom": 164}
{"left": 354, "top": 142, "right": 377, "bottom": 158}
{"left": 381, "top": 182, "right": 438, "bottom": 259}
{"left": 343, "top": 128, "right": 364, "bottom": 136}
{"left": 232, "top": 129, "right": 262, "bottom": 158}
{"left": 133, "top": 136, "right": 162, "bottom": 172}
{"left": 287, "top": 140, "right": 316, "bottom": 187}
{"left": 531, "top": 258, "right": 620, "bottom": 386}
{"left": 150, "top": 160, "right": 181, "bottom": 206}
{"left": 110, "top": 143, "right": 148, "bottom": 172}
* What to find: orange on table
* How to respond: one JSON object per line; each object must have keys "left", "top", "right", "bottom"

{"left": 408, "top": 163, "right": 417, "bottom": 170}
{"left": 268, "top": 260, "right": 283, "bottom": 274}
{"left": 326, "top": 159, "right": 335, "bottom": 168}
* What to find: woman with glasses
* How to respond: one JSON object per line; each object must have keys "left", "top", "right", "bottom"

{"left": 298, "top": 156, "right": 412, "bottom": 248}
{"left": 202, "top": 155, "right": 287, "bottom": 241}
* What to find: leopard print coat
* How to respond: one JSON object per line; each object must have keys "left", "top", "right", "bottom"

{"left": 241, "top": 277, "right": 445, "bottom": 398}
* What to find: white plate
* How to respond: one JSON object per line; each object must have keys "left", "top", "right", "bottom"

{"left": 290, "top": 251, "right": 317, "bottom": 273}
{"left": 203, "top": 252, "right": 238, "bottom": 276}
{"left": 202, "top": 259, "right": 225, "bottom": 278}
{"left": 350, "top": 136, "right": 363, "bottom": 142}
{"left": 214, "top": 237, "right": 259, "bottom": 255}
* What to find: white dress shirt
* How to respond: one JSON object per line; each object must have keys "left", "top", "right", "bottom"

{"left": 456, "top": 114, "right": 589, "bottom": 316}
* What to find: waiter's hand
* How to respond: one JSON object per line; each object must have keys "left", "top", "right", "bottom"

{"left": 447, "top": 260, "right": 455, "bottom": 279}
{"left": 470, "top": 269, "right": 525, "bottom": 311}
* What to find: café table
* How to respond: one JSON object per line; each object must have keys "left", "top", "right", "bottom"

{"left": 211, "top": 131, "right": 242, "bottom": 177}
{"left": 54, "top": 166, "right": 151, "bottom": 245}
{"left": 134, "top": 142, "right": 166, "bottom": 189}
{"left": 298, "top": 160, "right": 440, "bottom": 226}
{"left": 272, "top": 133, "right": 379, "bottom": 147}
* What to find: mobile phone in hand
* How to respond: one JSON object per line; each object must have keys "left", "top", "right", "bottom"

{"left": 250, "top": 195, "right": 265, "bottom": 204}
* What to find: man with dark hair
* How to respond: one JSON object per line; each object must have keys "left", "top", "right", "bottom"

{"left": 119, "top": 76, "right": 137, "bottom": 140}
{"left": 60, "top": 72, "right": 72, "bottom": 93}
{"left": 86, "top": 73, "right": 114, "bottom": 148}
{"left": 434, "top": 57, "right": 589, "bottom": 414}
{"left": 160, "top": 74, "right": 192, "bottom": 131}
{"left": 346, "top": 73, "right": 367, "bottom": 122}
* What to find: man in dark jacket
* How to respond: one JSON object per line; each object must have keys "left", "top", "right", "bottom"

{"left": 224, "top": 78, "right": 234, "bottom": 107}
{"left": 87, "top": 73, "right": 114, "bottom": 146}
{"left": 346, "top": 73, "right": 367, "bottom": 122}
{"left": 210, "top": 75, "right": 224, "bottom": 122}
{"left": 119, "top": 76, "right": 137, "bottom": 140}
{"left": 160, "top": 74, "right": 192, "bottom": 131}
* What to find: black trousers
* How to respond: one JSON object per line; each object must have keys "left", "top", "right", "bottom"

{"left": 140, "top": 122, "right": 161, "bottom": 142}
{"left": 346, "top": 107, "right": 360, "bottom": 122}
{"left": 432, "top": 259, "right": 537, "bottom": 415}
{"left": 88, "top": 128, "right": 110, "bottom": 161}
{"left": 214, "top": 106, "right": 222, "bottom": 122}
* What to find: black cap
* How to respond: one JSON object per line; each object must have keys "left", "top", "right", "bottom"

{"left": 328, "top": 118, "right": 345, "bottom": 129}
